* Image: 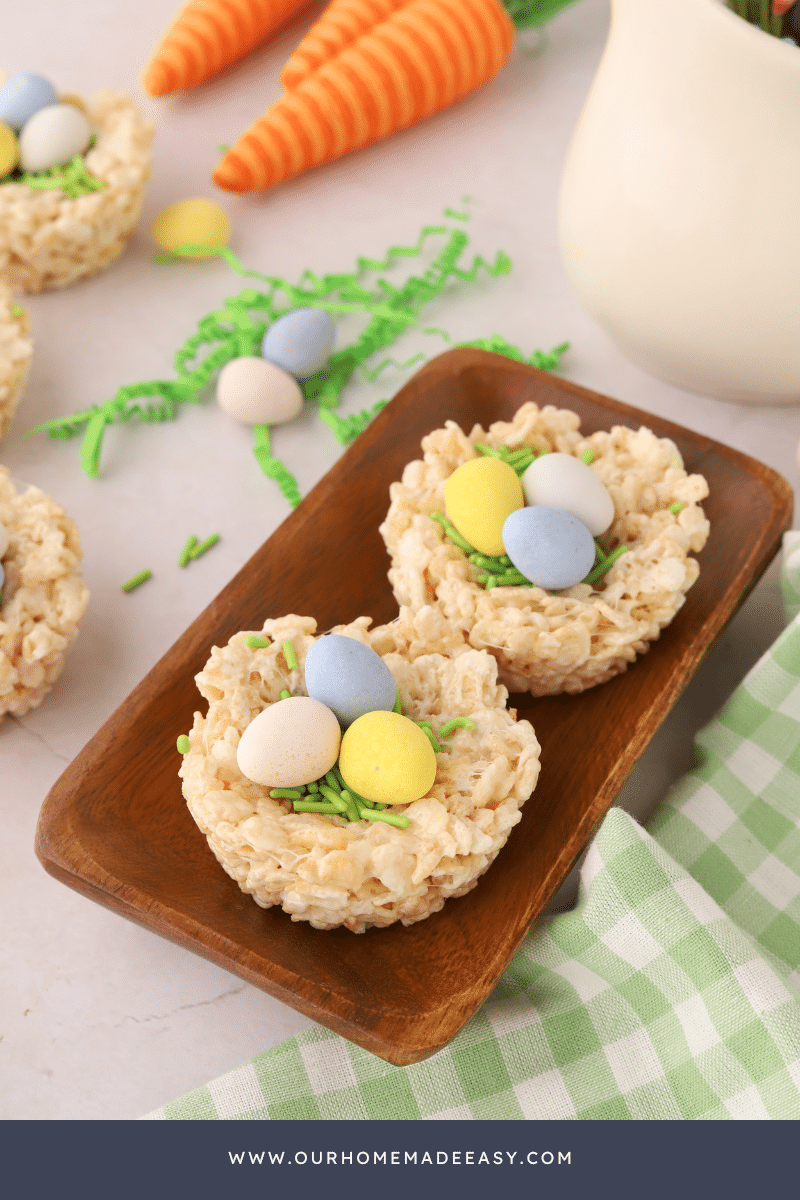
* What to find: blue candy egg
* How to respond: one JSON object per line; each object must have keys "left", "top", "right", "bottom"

{"left": 502, "top": 506, "right": 596, "bottom": 590}
{"left": 304, "top": 634, "right": 397, "bottom": 728}
{"left": 262, "top": 308, "right": 335, "bottom": 379}
{"left": 0, "top": 73, "right": 58, "bottom": 131}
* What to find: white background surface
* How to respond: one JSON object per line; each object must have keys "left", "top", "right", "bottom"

{"left": 2, "top": 0, "right": 799, "bottom": 1120}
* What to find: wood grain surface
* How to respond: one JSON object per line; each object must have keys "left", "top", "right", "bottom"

{"left": 35, "top": 349, "right": 794, "bottom": 1064}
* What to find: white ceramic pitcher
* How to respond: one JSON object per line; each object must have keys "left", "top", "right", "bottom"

{"left": 559, "top": 0, "right": 800, "bottom": 404}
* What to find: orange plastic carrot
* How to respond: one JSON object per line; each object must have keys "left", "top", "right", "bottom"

{"left": 282, "top": 0, "right": 407, "bottom": 90}
{"left": 143, "top": 0, "right": 315, "bottom": 96}
{"left": 214, "top": 0, "right": 517, "bottom": 193}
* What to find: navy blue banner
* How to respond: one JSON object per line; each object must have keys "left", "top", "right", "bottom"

{"left": 2, "top": 1119, "right": 794, "bottom": 1200}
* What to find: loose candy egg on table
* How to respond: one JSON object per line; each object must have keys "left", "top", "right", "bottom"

{"left": 502, "top": 506, "right": 596, "bottom": 590}
{"left": 0, "top": 122, "right": 19, "bottom": 177}
{"left": 216, "top": 355, "right": 303, "bottom": 425}
{"left": 521, "top": 452, "right": 614, "bottom": 536}
{"left": 304, "top": 634, "right": 397, "bottom": 727}
{"left": 18, "top": 103, "right": 92, "bottom": 173}
{"left": 151, "top": 197, "right": 230, "bottom": 258}
{"left": 339, "top": 710, "right": 437, "bottom": 806}
{"left": 236, "top": 695, "right": 341, "bottom": 788}
{"left": 0, "top": 73, "right": 58, "bottom": 131}
{"left": 261, "top": 308, "right": 336, "bottom": 379}
{"left": 445, "top": 456, "right": 524, "bottom": 557}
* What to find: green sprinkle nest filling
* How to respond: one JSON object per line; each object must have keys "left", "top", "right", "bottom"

{"left": 2, "top": 152, "right": 105, "bottom": 199}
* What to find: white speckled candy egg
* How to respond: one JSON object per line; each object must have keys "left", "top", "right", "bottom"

{"left": 262, "top": 308, "right": 336, "bottom": 379}
{"left": 0, "top": 73, "right": 58, "bottom": 131}
{"left": 502, "top": 506, "right": 596, "bottom": 590}
{"left": 521, "top": 452, "right": 615, "bottom": 537}
{"left": 445, "top": 456, "right": 524, "bottom": 557}
{"left": 216, "top": 355, "right": 303, "bottom": 425}
{"left": 304, "top": 634, "right": 396, "bottom": 727}
{"left": 237, "top": 695, "right": 341, "bottom": 787}
{"left": 19, "top": 103, "right": 92, "bottom": 173}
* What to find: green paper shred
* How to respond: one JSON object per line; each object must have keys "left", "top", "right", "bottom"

{"left": 27, "top": 217, "right": 568, "bottom": 508}
{"left": 3, "top": 153, "right": 105, "bottom": 199}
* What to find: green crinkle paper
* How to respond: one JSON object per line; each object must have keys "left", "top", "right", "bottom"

{"left": 28, "top": 214, "right": 568, "bottom": 508}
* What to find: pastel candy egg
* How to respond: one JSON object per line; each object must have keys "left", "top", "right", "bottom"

{"left": 445, "top": 456, "right": 524, "bottom": 557}
{"left": 502, "top": 506, "right": 596, "bottom": 590}
{"left": 0, "top": 73, "right": 58, "bottom": 131}
{"left": 19, "top": 103, "right": 91, "bottom": 173}
{"left": 262, "top": 308, "right": 336, "bottom": 379}
{"left": 339, "top": 710, "right": 437, "bottom": 806}
{"left": 151, "top": 197, "right": 230, "bottom": 258}
{"left": 304, "top": 634, "right": 396, "bottom": 727}
{"left": 216, "top": 356, "right": 303, "bottom": 425}
{"left": 236, "top": 695, "right": 341, "bottom": 787}
{"left": 521, "top": 452, "right": 615, "bottom": 536}
{"left": 0, "top": 122, "right": 19, "bottom": 178}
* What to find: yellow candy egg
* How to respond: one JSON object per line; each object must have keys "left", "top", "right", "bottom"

{"left": 151, "top": 197, "right": 230, "bottom": 259}
{"left": 445, "top": 456, "right": 524, "bottom": 557}
{"left": 339, "top": 710, "right": 437, "bottom": 806}
{"left": 0, "top": 121, "right": 19, "bottom": 178}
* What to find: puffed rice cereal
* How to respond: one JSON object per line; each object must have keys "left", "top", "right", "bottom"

{"left": 0, "top": 281, "right": 32, "bottom": 438}
{"left": 181, "top": 607, "right": 541, "bottom": 933}
{"left": 0, "top": 467, "right": 89, "bottom": 717}
{"left": 0, "top": 79, "right": 154, "bottom": 292}
{"left": 379, "top": 402, "right": 710, "bottom": 696}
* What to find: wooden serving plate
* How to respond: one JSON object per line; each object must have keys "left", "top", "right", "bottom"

{"left": 35, "top": 349, "right": 793, "bottom": 1065}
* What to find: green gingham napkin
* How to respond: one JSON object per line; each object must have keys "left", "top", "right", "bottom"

{"left": 144, "top": 534, "right": 800, "bottom": 1121}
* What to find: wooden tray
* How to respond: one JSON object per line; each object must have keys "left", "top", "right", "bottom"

{"left": 35, "top": 349, "right": 793, "bottom": 1065}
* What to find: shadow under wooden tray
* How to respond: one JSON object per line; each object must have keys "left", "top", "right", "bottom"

{"left": 35, "top": 349, "right": 793, "bottom": 1065}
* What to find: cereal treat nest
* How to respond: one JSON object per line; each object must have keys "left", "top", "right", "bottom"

{"left": 0, "top": 87, "right": 154, "bottom": 292}
{"left": 0, "top": 467, "right": 89, "bottom": 718}
{"left": 0, "top": 282, "right": 32, "bottom": 438}
{"left": 181, "top": 607, "right": 541, "bottom": 933}
{"left": 379, "top": 402, "right": 710, "bottom": 696}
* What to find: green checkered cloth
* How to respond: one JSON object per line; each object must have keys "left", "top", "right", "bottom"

{"left": 144, "top": 534, "right": 800, "bottom": 1121}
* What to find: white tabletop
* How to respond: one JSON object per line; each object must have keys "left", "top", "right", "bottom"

{"left": 2, "top": 0, "right": 799, "bottom": 1121}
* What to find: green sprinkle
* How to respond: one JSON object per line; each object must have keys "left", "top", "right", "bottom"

{"left": 306, "top": 781, "right": 319, "bottom": 793}
{"left": 190, "top": 533, "right": 220, "bottom": 559}
{"left": 279, "top": 689, "right": 291, "bottom": 700}
{"left": 669, "top": 501, "right": 685, "bottom": 514}
{"left": 439, "top": 717, "right": 475, "bottom": 738}
{"left": 121, "top": 569, "right": 152, "bottom": 593}
{"left": 282, "top": 639, "right": 298, "bottom": 671}
{"left": 218, "top": 143, "right": 230, "bottom": 153}
{"left": 393, "top": 689, "right": 403, "bottom": 714}
{"left": 416, "top": 721, "right": 442, "bottom": 753}
{"left": 11, "top": 303, "right": 23, "bottom": 317}
{"left": 245, "top": 635, "right": 270, "bottom": 648}
{"left": 359, "top": 809, "right": 411, "bottom": 829}
{"left": 292, "top": 800, "right": 339, "bottom": 814}
{"left": 178, "top": 535, "right": 198, "bottom": 567}
{"left": 176, "top": 734, "right": 191, "bottom": 754}
{"left": 583, "top": 544, "right": 628, "bottom": 587}
{"left": 270, "top": 788, "right": 304, "bottom": 800}
{"left": 581, "top": 449, "right": 595, "bottom": 465}
{"left": 317, "top": 786, "right": 348, "bottom": 813}
{"left": 430, "top": 511, "right": 475, "bottom": 554}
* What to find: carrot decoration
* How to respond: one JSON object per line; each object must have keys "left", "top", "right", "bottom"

{"left": 143, "top": 0, "right": 315, "bottom": 96}
{"left": 214, "top": 0, "right": 574, "bottom": 193}
{"left": 282, "top": 0, "right": 407, "bottom": 89}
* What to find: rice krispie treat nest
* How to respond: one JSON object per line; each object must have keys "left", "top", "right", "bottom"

{"left": 0, "top": 467, "right": 89, "bottom": 718}
{"left": 380, "top": 402, "right": 710, "bottom": 696}
{"left": 0, "top": 282, "right": 32, "bottom": 438}
{"left": 181, "top": 607, "right": 541, "bottom": 933}
{"left": 0, "top": 85, "right": 154, "bottom": 292}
